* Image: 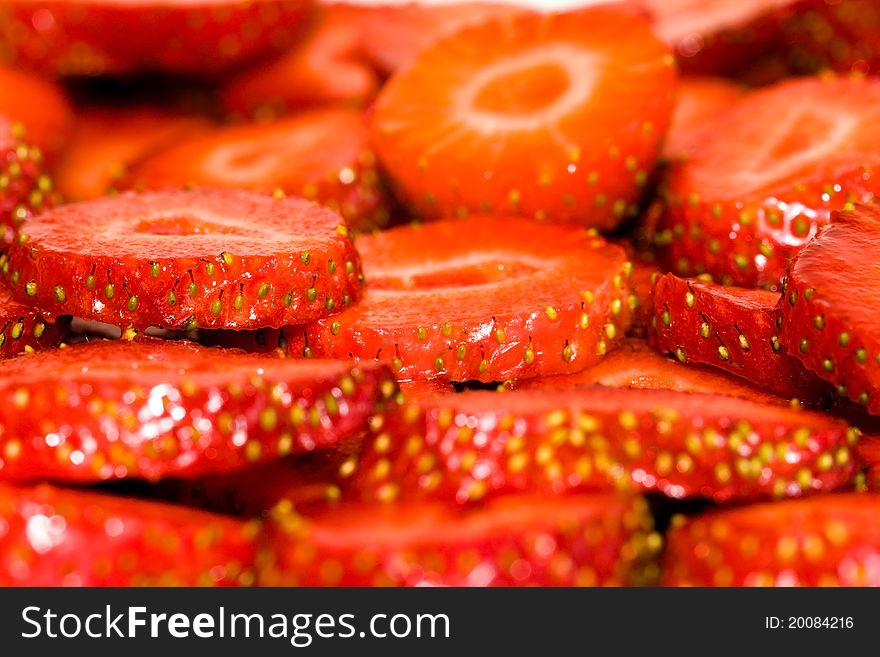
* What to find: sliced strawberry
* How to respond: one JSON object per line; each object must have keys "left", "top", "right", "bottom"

{"left": 640, "top": 0, "right": 880, "bottom": 76}
{"left": 0, "top": 286, "right": 69, "bottom": 357}
{"left": 0, "top": 66, "right": 72, "bottom": 161}
{"left": 55, "top": 106, "right": 215, "bottom": 202}
{"left": 199, "top": 326, "right": 293, "bottom": 357}
{"left": 370, "top": 7, "right": 675, "bottom": 229}
{"left": 0, "top": 483, "right": 259, "bottom": 586}
{"left": 0, "top": 0, "right": 312, "bottom": 76}
{"left": 652, "top": 76, "right": 880, "bottom": 288}
{"left": 0, "top": 117, "right": 56, "bottom": 235}
{"left": 294, "top": 216, "right": 632, "bottom": 383}
{"left": 5, "top": 189, "right": 363, "bottom": 331}
{"left": 510, "top": 339, "right": 785, "bottom": 406}
{"left": 128, "top": 108, "right": 389, "bottom": 232}
{"left": 649, "top": 273, "right": 827, "bottom": 402}
{"left": 221, "top": 5, "right": 380, "bottom": 118}
{"left": 0, "top": 338, "right": 395, "bottom": 482}
{"left": 663, "top": 493, "right": 880, "bottom": 586}
{"left": 856, "top": 437, "right": 880, "bottom": 490}
{"left": 353, "top": 2, "right": 518, "bottom": 74}
{"left": 344, "top": 387, "right": 858, "bottom": 505}
{"left": 258, "top": 493, "right": 658, "bottom": 586}
{"left": 781, "top": 204, "right": 880, "bottom": 413}
{"left": 626, "top": 256, "right": 662, "bottom": 336}
{"left": 663, "top": 77, "right": 744, "bottom": 161}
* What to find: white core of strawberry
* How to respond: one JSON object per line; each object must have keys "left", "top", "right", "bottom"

{"left": 454, "top": 44, "right": 600, "bottom": 135}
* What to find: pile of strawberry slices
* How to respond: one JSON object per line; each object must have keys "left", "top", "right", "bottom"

{"left": 1, "top": 0, "right": 880, "bottom": 588}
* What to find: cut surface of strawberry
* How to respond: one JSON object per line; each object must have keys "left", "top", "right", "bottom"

{"left": 258, "top": 493, "right": 657, "bottom": 586}
{"left": 370, "top": 7, "right": 675, "bottom": 228}
{"left": 221, "top": 4, "right": 379, "bottom": 118}
{"left": 856, "top": 437, "right": 880, "bottom": 490}
{"left": 649, "top": 273, "right": 826, "bottom": 402}
{"left": 663, "top": 493, "right": 880, "bottom": 586}
{"left": 0, "top": 483, "right": 259, "bottom": 586}
{"left": 296, "top": 216, "right": 632, "bottom": 382}
{"left": 654, "top": 76, "right": 880, "bottom": 288}
{"left": 129, "top": 108, "right": 389, "bottom": 232}
{"left": 345, "top": 387, "right": 858, "bottom": 504}
{"left": 55, "top": 106, "right": 216, "bottom": 202}
{"left": 663, "top": 77, "right": 744, "bottom": 161}
{"left": 5, "top": 189, "right": 363, "bottom": 331}
{"left": 0, "top": 338, "right": 395, "bottom": 482}
{"left": 0, "top": 0, "right": 312, "bottom": 76}
{"left": 782, "top": 204, "right": 880, "bottom": 413}
{"left": 0, "top": 117, "right": 55, "bottom": 235}
{"left": 0, "top": 286, "right": 69, "bottom": 358}
{"left": 0, "top": 65, "right": 72, "bottom": 161}
{"left": 510, "top": 339, "right": 785, "bottom": 406}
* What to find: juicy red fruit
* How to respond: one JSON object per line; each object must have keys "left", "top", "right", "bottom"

{"left": 295, "top": 216, "right": 633, "bottom": 383}
{"left": 0, "top": 339, "right": 396, "bottom": 482}
{"left": 258, "top": 494, "right": 658, "bottom": 586}
{"left": 129, "top": 108, "right": 389, "bottom": 233}
{"left": 0, "top": 483, "right": 259, "bottom": 586}
{"left": 0, "top": 117, "right": 55, "bottom": 235}
{"left": 0, "top": 0, "right": 312, "bottom": 76}
{"left": 0, "top": 65, "right": 72, "bottom": 161}
{"left": 0, "top": 286, "right": 69, "bottom": 358}
{"left": 649, "top": 273, "right": 827, "bottom": 402}
{"left": 5, "top": 189, "right": 363, "bottom": 331}
{"left": 370, "top": 7, "right": 675, "bottom": 228}
{"left": 344, "top": 387, "right": 859, "bottom": 505}
{"left": 663, "top": 494, "right": 880, "bottom": 586}
{"left": 653, "top": 76, "right": 880, "bottom": 288}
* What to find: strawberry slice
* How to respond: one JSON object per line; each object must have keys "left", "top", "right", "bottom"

{"left": 0, "top": 117, "right": 55, "bottom": 235}
{"left": 0, "top": 66, "right": 72, "bottom": 161}
{"left": 663, "top": 77, "right": 744, "bottom": 161}
{"left": 856, "top": 437, "right": 880, "bottom": 491}
{"left": 652, "top": 76, "right": 880, "bottom": 288}
{"left": 294, "top": 216, "right": 632, "bottom": 383}
{"left": 221, "top": 4, "right": 380, "bottom": 118}
{"left": 0, "top": 483, "right": 259, "bottom": 586}
{"left": 5, "top": 189, "right": 363, "bottom": 331}
{"left": 0, "top": 0, "right": 312, "bottom": 76}
{"left": 663, "top": 493, "right": 880, "bottom": 586}
{"left": 0, "top": 285, "right": 69, "bottom": 358}
{"left": 370, "top": 7, "right": 675, "bottom": 229}
{"left": 353, "top": 2, "right": 518, "bottom": 74}
{"left": 649, "top": 273, "right": 827, "bottom": 402}
{"left": 258, "top": 493, "right": 658, "bottom": 586}
{"left": 781, "top": 204, "right": 880, "bottom": 413}
{"left": 640, "top": 0, "right": 880, "bottom": 76}
{"left": 55, "top": 106, "right": 215, "bottom": 202}
{"left": 510, "top": 339, "right": 785, "bottom": 406}
{"left": 0, "top": 338, "right": 395, "bottom": 482}
{"left": 344, "top": 387, "right": 858, "bottom": 505}
{"left": 128, "top": 108, "right": 389, "bottom": 232}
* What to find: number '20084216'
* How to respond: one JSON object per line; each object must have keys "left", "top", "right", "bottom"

{"left": 765, "top": 617, "right": 854, "bottom": 629}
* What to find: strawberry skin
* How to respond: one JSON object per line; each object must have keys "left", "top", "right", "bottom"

{"left": 345, "top": 387, "right": 859, "bottom": 505}
{"left": 0, "top": 66, "right": 72, "bottom": 161}
{"left": 128, "top": 108, "right": 389, "bottom": 233}
{"left": 258, "top": 493, "right": 659, "bottom": 586}
{"left": 5, "top": 189, "right": 364, "bottom": 331}
{"left": 652, "top": 76, "right": 880, "bottom": 288}
{"left": 0, "top": 0, "right": 312, "bottom": 76}
{"left": 510, "top": 339, "right": 786, "bottom": 407}
{"left": 294, "top": 216, "right": 633, "bottom": 383}
{"left": 781, "top": 204, "right": 880, "bottom": 413}
{"left": 649, "top": 273, "right": 828, "bottom": 403}
{"left": 1, "top": 118, "right": 55, "bottom": 236}
{"left": 55, "top": 106, "right": 216, "bottom": 202}
{"left": 221, "top": 4, "right": 380, "bottom": 118}
{"left": 370, "top": 7, "right": 675, "bottom": 229}
{"left": 0, "top": 483, "right": 259, "bottom": 586}
{"left": 0, "top": 286, "right": 69, "bottom": 358}
{"left": 0, "top": 338, "right": 396, "bottom": 482}
{"left": 663, "top": 494, "right": 880, "bottom": 586}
